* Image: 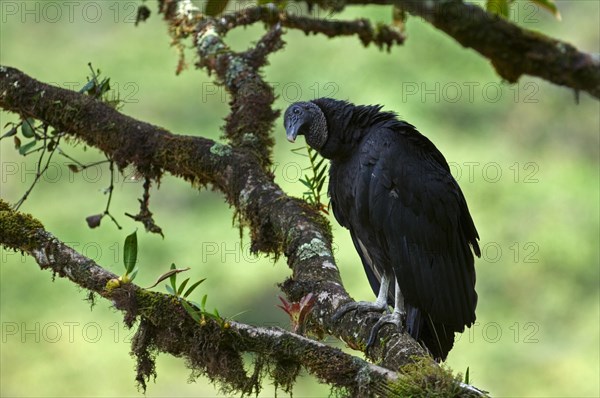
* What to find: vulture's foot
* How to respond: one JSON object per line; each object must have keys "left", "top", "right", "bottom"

{"left": 332, "top": 300, "right": 389, "bottom": 322}
{"left": 366, "top": 311, "right": 406, "bottom": 348}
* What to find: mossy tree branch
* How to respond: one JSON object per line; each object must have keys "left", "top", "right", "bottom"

{"left": 2, "top": 0, "right": 592, "bottom": 394}
{"left": 0, "top": 66, "right": 490, "bottom": 395}
{"left": 156, "top": 0, "right": 405, "bottom": 169}
{"left": 162, "top": 0, "right": 599, "bottom": 100}
{"left": 306, "top": 0, "right": 600, "bottom": 99}
{"left": 205, "top": 3, "right": 405, "bottom": 50}
{"left": 3, "top": 0, "right": 557, "bottom": 393}
{"left": 0, "top": 65, "right": 432, "bottom": 371}
{"left": 159, "top": 0, "right": 282, "bottom": 170}
{"left": 0, "top": 200, "right": 402, "bottom": 396}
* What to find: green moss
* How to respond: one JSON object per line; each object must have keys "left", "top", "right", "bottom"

{"left": 134, "top": 289, "right": 173, "bottom": 319}
{"left": 0, "top": 199, "right": 44, "bottom": 251}
{"left": 388, "top": 357, "right": 476, "bottom": 398}
{"left": 271, "top": 355, "right": 301, "bottom": 395}
{"left": 209, "top": 143, "right": 232, "bottom": 157}
{"left": 129, "top": 289, "right": 259, "bottom": 395}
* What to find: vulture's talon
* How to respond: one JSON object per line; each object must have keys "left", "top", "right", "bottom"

{"left": 366, "top": 311, "right": 406, "bottom": 348}
{"left": 332, "top": 300, "right": 389, "bottom": 322}
{"left": 358, "top": 304, "right": 391, "bottom": 316}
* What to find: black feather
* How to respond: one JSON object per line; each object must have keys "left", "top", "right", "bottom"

{"left": 286, "top": 98, "right": 480, "bottom": 361}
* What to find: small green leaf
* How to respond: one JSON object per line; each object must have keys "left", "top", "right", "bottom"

{"left": 465, "top": 367, "right": 470, "bottom": 384}
{"left": 188, "top": 300, "right": 201, "bottom": 308}
{"left": 169, "top": 263, "right": 177, "bottom": 293}
{"left": 129, "top": 268, "right": 139, "bottom": 282}
{"left": 205, "top": 0, "right": 228, "bottom": 16}
{"left": 21, "top": 119, "right": 35, "bottom": 138}
{"left": 201, "top": 294, "right": 208, "bottom": 311}
{"left": 145, "top": 267, "right": 190, "bottom": 289}
{"left": 183, "top": 278, "right": 206, "bottom": 298}
{"left": 314, "top": 157, "right": 325, "bottom": 171}
{"left": 123, "top": 230, "right": 138, "bottom": 273}
{"left": 530, "top": 0, "right": 561, "bottom": 20}
{"left": 290, "top": 147, "right": 308, "bottom": 156}
{"left": 181, "top": 300, "right": 202, "bottom": 322}
{"left": 486, "top": 0, "right": 510, "bottom": 17}
{"left": 317, "top": 177, "right": 326, "bottom": 193}
{"left": 99, "top": 78, "right": 111, "bottom": 95}
{"left": 18, "top": 140, "right": 37, "bottom": 155}
{"left": 1, "top": 127, "right": 17, "bottom": 140}
{"left": 79, "top": 79, "right": 95, "bottom": 94}
{"left": 300, "top": 179, "right": 312, "bottom": 189}
{"left": 316, "top": 166, "right": 327, "bottom": 184}
{"left": 177, "top": 278, "right": 190, "bottom": 296}
{"left": 165, "top": 284, "right": 176, "bottom": 296}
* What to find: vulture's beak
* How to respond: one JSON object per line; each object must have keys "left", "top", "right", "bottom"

{"left": 286, "top": 123, "right": 299, "bottom": 143}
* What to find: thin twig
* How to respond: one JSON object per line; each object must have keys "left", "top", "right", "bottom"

{"left": 58, "top": 148, "right": 110, "bottom": 170}
{"left": 14, "top": 129, "right": 61, "bottom": 210}
{"left": 103, "top": 160, "right": 122, "bottom": 229}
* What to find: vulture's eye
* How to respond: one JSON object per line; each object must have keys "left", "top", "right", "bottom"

{"left": 293, "top": 108, "right": 300, "bottom": 115}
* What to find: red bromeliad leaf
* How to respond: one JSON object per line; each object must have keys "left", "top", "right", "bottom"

{"left": 277, "top": 293, "right": 316, "bottom": 333}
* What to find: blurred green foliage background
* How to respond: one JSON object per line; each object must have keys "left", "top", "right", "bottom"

{"left": 0, "top": 1, "right": 598, "bottom": 397}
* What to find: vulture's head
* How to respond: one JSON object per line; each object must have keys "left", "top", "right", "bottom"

{"left": 284, "top": 101, "right": 328, "bottom": 150}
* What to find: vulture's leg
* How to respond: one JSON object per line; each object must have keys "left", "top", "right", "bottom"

{"left": 332, "top": 272, "right": 391, "bottom": 321}
{"left": 366, "top": 280, "right": 406, "bottom": 347}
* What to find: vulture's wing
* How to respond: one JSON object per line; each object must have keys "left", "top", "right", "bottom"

{"left": 354, "top": 125, "right": 478, "bottom": 330}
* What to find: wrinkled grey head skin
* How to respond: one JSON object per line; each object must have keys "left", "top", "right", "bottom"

{"left": 283, "top": 101, "right": 328, "bottom": 150}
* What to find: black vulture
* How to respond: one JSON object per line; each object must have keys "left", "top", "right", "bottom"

{"left": 284, "top": 98, "right": 480, "bottom": 361}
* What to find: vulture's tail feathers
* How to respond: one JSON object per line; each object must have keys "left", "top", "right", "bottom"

{"left": 406, "top": 306, "right": 455, "bottom": 362}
